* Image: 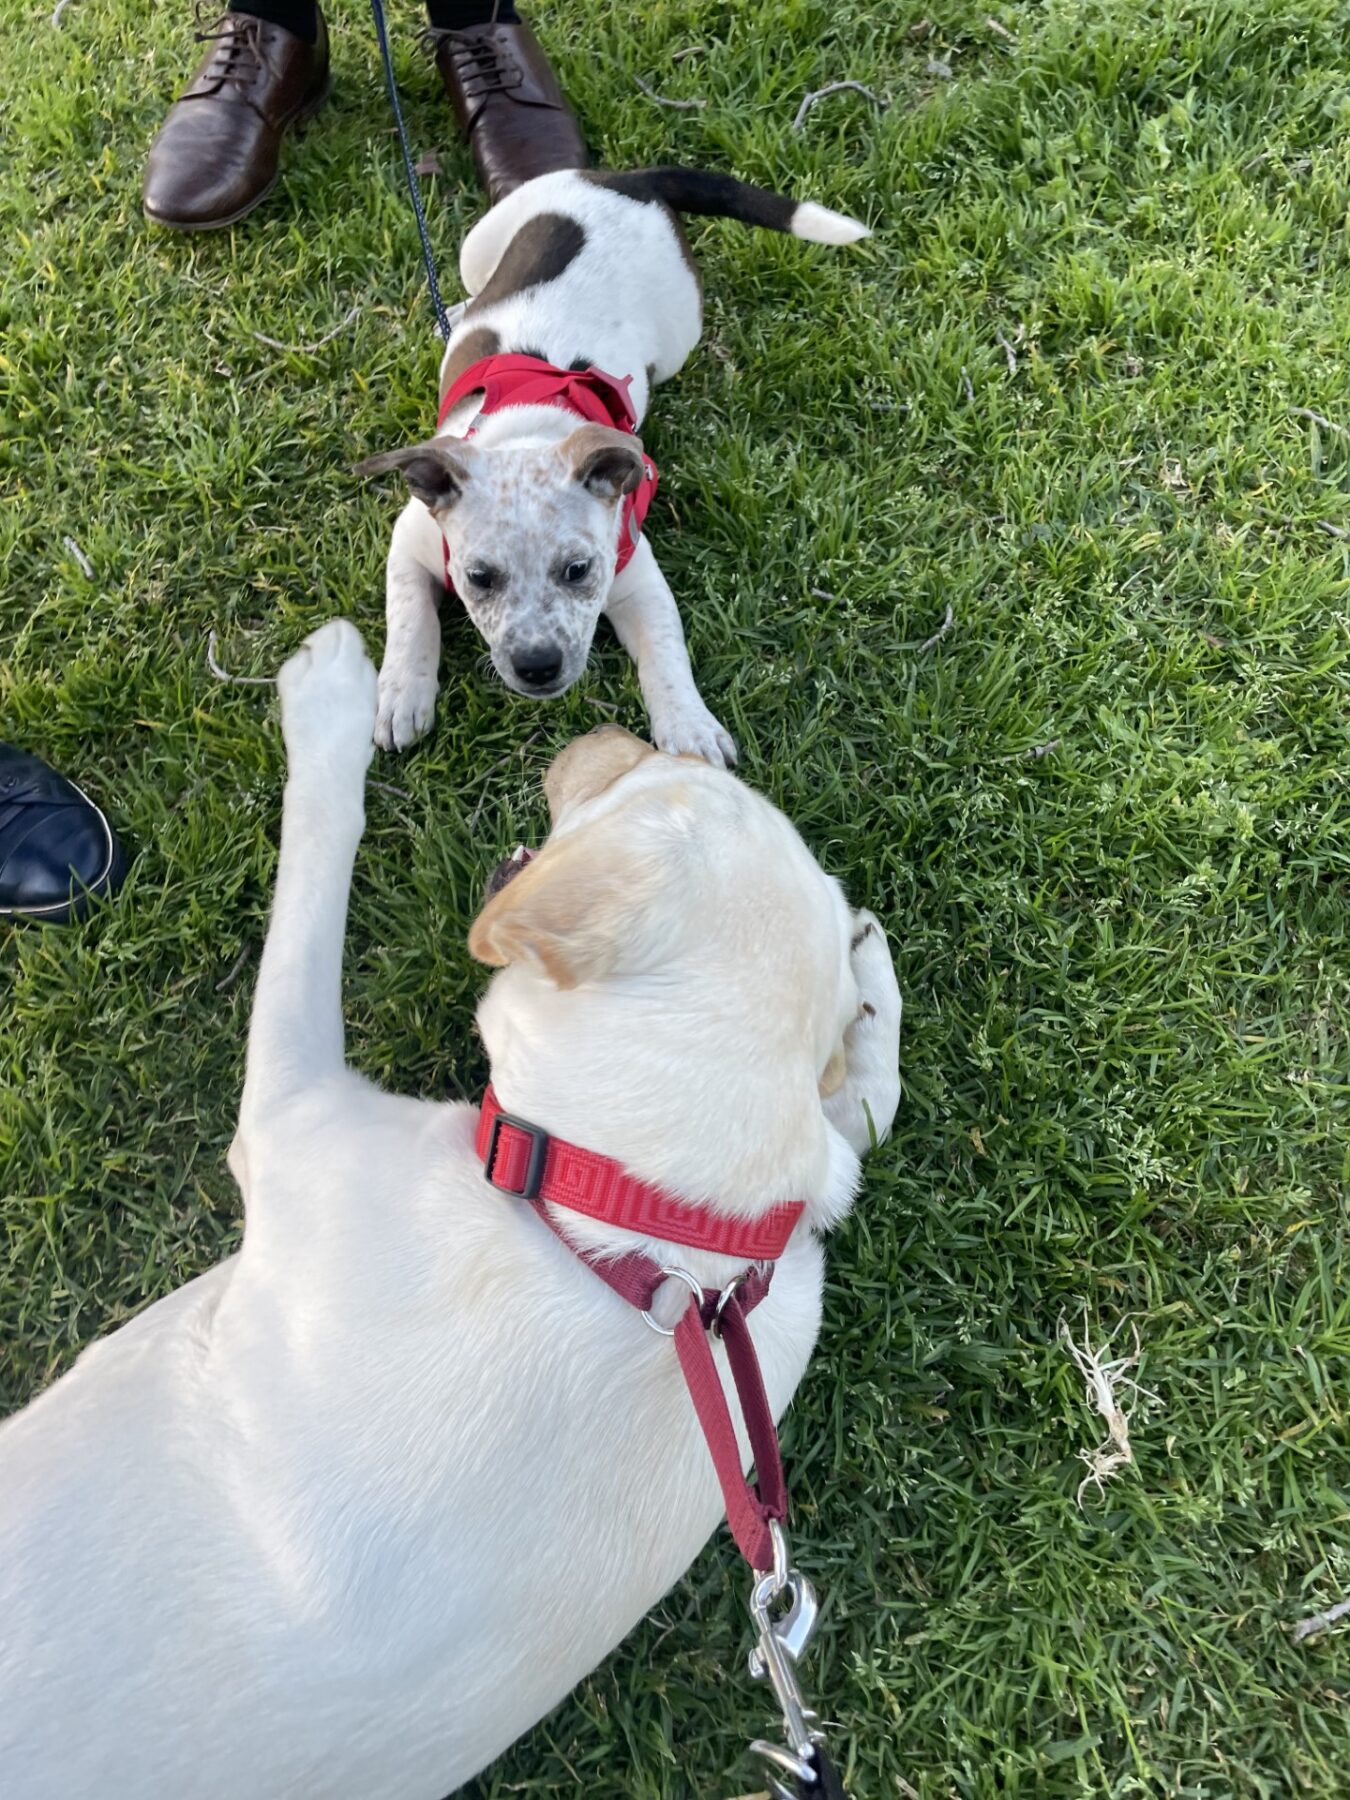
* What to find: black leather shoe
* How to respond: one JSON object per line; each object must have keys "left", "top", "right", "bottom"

{"left": 0, "top": 746, "right": 127, "bottom": 924}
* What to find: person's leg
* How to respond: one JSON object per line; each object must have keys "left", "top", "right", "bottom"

{"left": 426, "top": 0, "right": 588, "bottom": 205}
{"left": 0, "top": 747, "right": 126, "bottom": 925}
{"left": 142, "top": 5, "right": 331, "bottom": 232}
{"left": 229, "top": 0, "right": 318, "bottom": 41}
{"left": 425, "top": 1, "right": 519, "bottom": 25}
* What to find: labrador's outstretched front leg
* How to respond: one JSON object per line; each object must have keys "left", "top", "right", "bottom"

{"left": 238, "top": 621, "right": 378, "bottom": 1130}
{"left": 823, "top": 911, "right": 903, "bottom": 1157}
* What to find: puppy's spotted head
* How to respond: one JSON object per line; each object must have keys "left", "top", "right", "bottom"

{"left": 355, "top": 425, "right": 644, "bottom": 702}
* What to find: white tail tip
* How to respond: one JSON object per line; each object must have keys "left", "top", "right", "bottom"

{"left": 791, "top": 201, "right": 871, "bottom": 245}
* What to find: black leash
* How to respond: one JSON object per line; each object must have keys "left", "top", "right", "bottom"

{"left": 369, "top": 0, "right": 451, "bottom": 338}
{"left": 802, "top": 1744, "right": 849, "bottom": 1798}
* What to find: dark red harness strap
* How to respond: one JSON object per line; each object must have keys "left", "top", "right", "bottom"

{"left": 476, "top": 1090, "right": 793, "bottom": 1572}
{"left": 674, "top": 1293, "right": 785, "bottom": 1571}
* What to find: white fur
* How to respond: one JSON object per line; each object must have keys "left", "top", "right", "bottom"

{"left": 790, "top": 199, "right": 871, "bottom": 245}
{"left": 0, "top": 623, "right": 901, "bottom": 1800}
{"left": 373, "top": 172, "right": 864, "bottom": 766}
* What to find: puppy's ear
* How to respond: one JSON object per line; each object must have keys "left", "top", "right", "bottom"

{"left": 469, "top": 820, "right": 664, "bottom": 989}
{"left": 560, "top": 424, "right": 645, "bottom": 503}
{"left": 353, "top": 440, "right": 474, "bottom": 515}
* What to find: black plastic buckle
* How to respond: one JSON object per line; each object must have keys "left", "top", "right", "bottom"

{"left": 483, "top": 1111, "right": 550, "bottom": 1200}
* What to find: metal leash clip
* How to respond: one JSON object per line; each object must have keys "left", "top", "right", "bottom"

{"left": 746, "top": 1521, "right": 846, "bottom": 1797}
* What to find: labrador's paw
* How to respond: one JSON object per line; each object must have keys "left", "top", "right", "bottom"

{"left": 823, "top": 909, "right": 902, "bottom": 1156}
{"left": 651, "top": 699, "right": 738, "bottom": 769}
{"left": 279, "top": 620, "right": 378, "bottom": 777}
{"left": 375, "top": 664, "right": 438, "bottom": 752}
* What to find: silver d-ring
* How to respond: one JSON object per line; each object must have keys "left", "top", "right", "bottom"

{"left": 711, "top": 1269, "right": 749, "bottom": 1338}
{"left": 641, "top": 1266, "right": 704, "bottom": 1336}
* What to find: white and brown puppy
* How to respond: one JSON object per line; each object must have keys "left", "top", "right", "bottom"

{"left": 0, "top": 622, "right": 900, "bottom": 1800}
{"left": 357, "top": 168, "right": 868, "bottom": 764}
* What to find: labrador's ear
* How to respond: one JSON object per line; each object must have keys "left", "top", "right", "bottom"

{"left": 353, "top": 439, "right": 475, "bottom": 515}
{"left": 560, "top": 424, "right": 645, "bottom": 503}
{"left": 469, "top": 816, "right": 666, "bottom": 989}
{"left": 543, "top": 727, "right": 655, "bottom": 823}
{"left": 818, "top": 1042, "right": 848, "bottom": 1099}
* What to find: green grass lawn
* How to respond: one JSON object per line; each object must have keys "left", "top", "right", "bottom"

{"left": 3, "top": 0, "right": 1349, "bottom": 1792}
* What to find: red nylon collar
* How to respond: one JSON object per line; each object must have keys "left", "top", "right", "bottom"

{"left": 435, "top": 353, "right": 658, "bottom": 589}
{"left": 476, "top": 1085, "right": 805, "bottom": 1263}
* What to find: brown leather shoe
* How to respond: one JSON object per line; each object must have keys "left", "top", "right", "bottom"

{"left": 429, "top": 17, "right": 588, "bottom": 205}
{"left": 143, "top": 10, "right": 331, "bottom": 231}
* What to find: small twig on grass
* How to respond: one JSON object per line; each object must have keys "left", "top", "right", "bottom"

{"left": 792, "top": 80, "right": 888, "bottom": 133}
{"left": 250, "top": 304, "right": 360, "bottom": 356}
{"left": 634, "top": 73, "right": 706, "bottom": 111}
{"left": 1290, "top": 405, "right": 1350, "bottom": 438}
{"left": 995, "top": 324, "right": 1024, "bottom": 374}
{"left": 671, "top": 44, "right": 705, "bottom": 63}
{"left": 989, "top": 736, "right": 1062, "bottom": 762}
{"left": 51, "top": 0, "right": 75, "bottom": 22}
{"left": 62, "top": 536, "right": 94, "bottom": 579}
{"left": 920, "top": 604, "right": 955, "bottom": 651}
{"left": 1292, "top": 1596, "right": 1350, "bottom": 1645}
{"left": 961, "top": 365, "right": 976, "bottom": 405}
{"left": 811, "top": 587, "right": 838, "bottom": 602}
{"left": 367, "top": 778, "right": 410, "bottom": 800}
{"left": 585, "top": 695, "right": 620, "bottom": 714}
{"left": 1059, "top": 1314, "right": 1156, "bottom": 1506}
{"left": 1255, "top": 505, "right": 1350, "bottom": 542}
{"left": 215, "top": 943, "right": 253, "bottom": 993}
{"left": 206, "top": 628, "right": 276, "bottom": 687}
{"left": 985, "top": 15, "right": 1017, "bottom": 44}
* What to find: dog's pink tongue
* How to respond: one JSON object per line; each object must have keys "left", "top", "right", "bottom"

{"left": 485, "top": 844, "right": 535, "bottom": 901}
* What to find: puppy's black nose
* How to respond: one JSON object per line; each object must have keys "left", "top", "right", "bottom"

{"left": 512, "top": 646, "right": 563, "bottom": 689}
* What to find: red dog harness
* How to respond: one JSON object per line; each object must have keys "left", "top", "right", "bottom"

{"left": 477, "top": 1085, "right": 803, "bottom": 1572}
{"left": 437, "top": 354, "right": 659, "bottom": 593}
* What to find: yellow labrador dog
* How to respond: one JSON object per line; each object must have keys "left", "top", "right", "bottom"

{"left": 0, "top": 622, "right": 900, "bottom": 1800}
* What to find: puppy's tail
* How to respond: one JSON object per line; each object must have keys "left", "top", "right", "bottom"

{"left": 594, "top": 168, "right": 869, "bottom": 245}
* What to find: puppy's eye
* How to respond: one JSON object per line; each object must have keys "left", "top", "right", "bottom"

{"left": 562, "top": 559, "right": 591, "bottom": 586}
{"left": 465, "top": 566, "right": 498, "bottom": 592}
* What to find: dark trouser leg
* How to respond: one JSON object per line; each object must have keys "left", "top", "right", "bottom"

{"left": 426, "top": 1, "right": 519, "bottom": 25}
{"left": 230, "top": 0, "right": 319, "bottom": 44}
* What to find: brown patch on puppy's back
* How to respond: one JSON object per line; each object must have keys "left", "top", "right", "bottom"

{"left": 438, "top": 326, "right": 501, "bottom": 409}
{"left": 468, "top": 213, "right": 587, "bottom": 314}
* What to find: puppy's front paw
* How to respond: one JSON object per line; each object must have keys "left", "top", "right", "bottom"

{"left": 823, "top": 910, "right": 902, "bottom": 1156}
{"left": 652, "top": 700, "right": 738, "bottom": 769}
{"left": 375, "top": 666, "right": 438, "bottom": 752}
{"left": 278, "top": 620, "right": 378, "bottom": 776}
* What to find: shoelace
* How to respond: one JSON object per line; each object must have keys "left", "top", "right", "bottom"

{"left": 190, "top": 8, "right": 272, "bottom": 93}
{"left": 419, "top": 27, "right": 523, "bottom": 98}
